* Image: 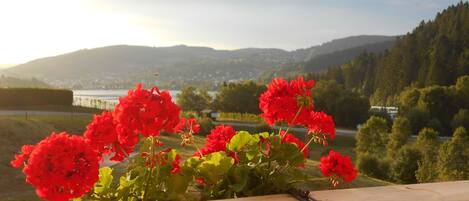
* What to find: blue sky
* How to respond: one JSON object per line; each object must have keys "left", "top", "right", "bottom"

{"left": 0, "top": 0, "right": 462, "bottom": 64}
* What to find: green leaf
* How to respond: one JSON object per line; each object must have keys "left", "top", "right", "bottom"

{"left": 94, "top": 167, "right": 114, "bottom": 194}
{"left": 229, "top": 165, "right": 250, "bottom": 192}
{"left": 228, "top": 131, "right": 257, "bottom": 152}
{"left": 197, "top": 152, "right": 234, "bottom": 184}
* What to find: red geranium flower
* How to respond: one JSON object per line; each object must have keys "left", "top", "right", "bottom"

{"left": 195, "top": 125, "right": 236, "bottom": 157}
{"left": 19, "top": 132, "right": 99, "bottom": 201}
{"left": 306, "top": 111, "right": 336, "bottom": 145}
{"left": 280, "top": 131, "right": 309, "bottom": 159}
{"left": 259, "top": 76, "right": 315, "bottom": 126}
{"left": 320, "top": 150, "right": 357, "bottom": 186}
{"left": 114, "top": 83, "right": 180, "bottom": 137}
{"left": 84, "top": 111, "right": 136, "bottom": 161}
{"left": 175, "top": 118, "right": 200, "bottom": 134}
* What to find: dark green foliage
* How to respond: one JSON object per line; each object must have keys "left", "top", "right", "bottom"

{"left": 452, "top": 109, "right": 469, "bottom": 130}
{"left": 405, "top": 108, "right": 431, "bottom": 135}
{"left": 437, "top": 127, "right": 469, "bottom": 181}
{"left": 414, "top": 128, "right": 440, "bottom": 183}
{"left": 0, "top": 88, "right": 72, "bottom": 107}
{"left": 417, "top": 86, "right": 458, "bottom": 133}
{"left": 391, "top": 146, "right": 422, "bottom": 184}
{"left": 176, "top": 86, "right": 211, "bottom": 114}
{"left": 213, "top": 81, "right": 266, "bottom": 114}
{"left": 355, "top": 116, "right": 389, "bottom": 157}
{"left": 356, "top": 154, "right": 390, "bottom": 180}
{"left": 197, "top": 117, "right": 215, "bottom": 136}
{"left": 305, "top": 2, "right": 469, "bottom": 104}
{"left": 313, "top": 80, "right": 369, "bottom": 128}
{"left": 387, "top": 117, "right": 411, "bottom": 159}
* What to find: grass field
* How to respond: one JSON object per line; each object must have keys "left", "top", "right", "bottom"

{"left": 1, "top": 115, "right": 389, "bottom": 201}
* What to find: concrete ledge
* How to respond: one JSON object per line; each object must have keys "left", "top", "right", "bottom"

{"left": 212, "top": 194, "right": 298, "bottom": 201}
{"left": 309, "top": 180, "right": 469, "bottom": 201}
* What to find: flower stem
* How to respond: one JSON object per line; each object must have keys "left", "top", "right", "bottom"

{"left": 281, "top": 105, "right": 303, "bottom": 138}
{"left": 143, "top": 136, "right": 156, "bottom": 201}
{"left": 300, "top": 135, "right": 315, "bottom": 153}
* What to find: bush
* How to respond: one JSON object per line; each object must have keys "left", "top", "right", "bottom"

{"left": 197, "top": 117, "right": 215, "bottom": 136}
{"left": 357, "top": 154, "right": 390, "bottom": 180}
{"left": 0, "top": 88, "right": 72, "bottom": 107}
{"left": 391, "top": 146, "right": 421, "bottom": 184}
{"left": 356, "top": 116, "right": 389, "bottom": 157}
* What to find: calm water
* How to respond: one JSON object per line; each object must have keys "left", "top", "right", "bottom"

{"left": 73, "top": 89, "right": 182, "bottom": 101}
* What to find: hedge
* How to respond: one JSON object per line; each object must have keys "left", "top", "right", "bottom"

{"left": 0, "top": 88, "right": 73, "bottom": 107}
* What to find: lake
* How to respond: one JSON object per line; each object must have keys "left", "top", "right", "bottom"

{"left": 73, "top": 89, "right": 215, "bottom": 110}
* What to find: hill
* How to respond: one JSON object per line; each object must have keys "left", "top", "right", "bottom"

{"left": 258, "top": 40, "right": 396, "bottom": 82}
{"left": 0, "top": 75, "right": 50, "bottom": 88}
{"left": 306, "top": 2, "right": 469, "bottom": 104}
{"left": 3, "top": 36, "right": 395, "bottom": 89}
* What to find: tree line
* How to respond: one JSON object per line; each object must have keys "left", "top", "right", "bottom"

{"left": 305, "top": 2, "right": 469, "bottom": 105}
{"left": 176, "top": 79, "right": 369, "bottom": 129}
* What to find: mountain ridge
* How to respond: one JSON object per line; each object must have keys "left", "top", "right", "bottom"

{"left": 2, "top": 35, "right": 396, "bottom": 89}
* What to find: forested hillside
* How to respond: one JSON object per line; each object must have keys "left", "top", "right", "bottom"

{"left": 306, "top": 2, "right": 469, "bottom": 104}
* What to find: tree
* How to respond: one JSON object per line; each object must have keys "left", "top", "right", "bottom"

{"left": 387, "top": 117, "right": 411, "bottom": 159}
{"left": 437, "top": 127, "right": 469, "bottom": 181}
{"left": 176, "top": 86, "right": 212, "bottom": 114}
{"left": 313, "top": 80, "right": 370, "bottom": 128}
{"left": 398, "top": 87, "right": 421, "bottom": 114}
{"left": 333, "top": 94, "right": 370, "bottom": 128}
{"left": 452, "top": 109, "right": 469, "bottom": 131}
{"left": 455, "top": 75, "right": 469, "bottom": 108}
{"left": 391, "top": 146, "right": 422, "bottom": 184}
{"left": 414, "top": 128, "right": 440, "bottom": 183}
{"left": 213, "top": 81, "right": 266, "bottom": 114}
{"left": 356, "top": 116, "right": 389, "bottom": 157}
{"left": 417, "top": 86, "right": 458, "bottom": 134}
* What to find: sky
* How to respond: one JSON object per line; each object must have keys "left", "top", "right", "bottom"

{"left": 0, "top": 0, "right": 462, "bottom": 65}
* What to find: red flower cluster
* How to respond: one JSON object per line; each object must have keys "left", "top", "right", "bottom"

{"left": 114, "top": 83, "right": 180, "bottom": 137}
{"left": 260, "top": 76, "right": 336, "bottom": 146}
{"left": 259, "top": 76, "right": 315, "bottom": 126}
{"left": 320, "top": 150, "right": 357, "bottom": 186}
{"left": 195, "top": 125, "right": 236, "bottom": 157}
{"left": 13, "top": 132, "right": 99, "bottom": 201}
{"left": 307, "top": 111, "right": 336, "bottom": 145}
{"left": 280, "top": 132, "right": 309, "bottom": 159}
{"left": 175, "top": 118, "right": 200, "bottom": 134}
{"left": 11, "top": 144, "right": 35, "bottom": 168}
{"left": 84, "top": 111, "right": 135, "bottom": 161}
